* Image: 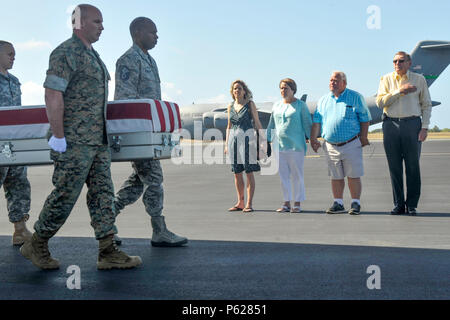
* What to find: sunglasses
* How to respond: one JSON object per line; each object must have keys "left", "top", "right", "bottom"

{"left": 393, "top": 59, "right": 406, "bottom": 64}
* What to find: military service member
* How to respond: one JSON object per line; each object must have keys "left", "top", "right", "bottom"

{"left": 113, "top": 17, "right": 187, "bottom": 247}
{"left": 0, "top": 41, "right": 33, "bottom": 246}
{"left": 20, "top": 4, "right": 142, "bottom": 270}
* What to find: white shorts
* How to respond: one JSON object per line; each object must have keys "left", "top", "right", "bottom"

{"left": 323, "top": 137, "right": 363, "bottom": 179}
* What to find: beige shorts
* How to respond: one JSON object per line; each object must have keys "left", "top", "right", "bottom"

{"left": 323, "top": 137, "right": 363, "bottom": 179}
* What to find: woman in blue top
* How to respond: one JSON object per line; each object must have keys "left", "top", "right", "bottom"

{"left": 225, "top": 80, "right": 265, "bottom": 213}
{"left": 267, "top": 78, "right": 312, "bottom": 213}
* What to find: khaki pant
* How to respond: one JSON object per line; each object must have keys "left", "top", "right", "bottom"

{"left": 323, "top": 138, "right": 364, "bottom": 179}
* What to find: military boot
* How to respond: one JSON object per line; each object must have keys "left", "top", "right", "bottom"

{"left": 20, "top": 233, "right": 60, "bottom": 270}
{"left": 97, "top": 234, "right": 142, "bottom": 270}
{"left": 151, "top": 216, "right": 188, "bottom": 247}
{"left": 12, "top": 215, "right": 33, "bottom": 246}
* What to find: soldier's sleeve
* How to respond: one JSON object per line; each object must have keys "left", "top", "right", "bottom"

{"left": 114, "top": 55, "right": 140, "bottom": 100}
{"left": 11, "top": 75, "right": 22, "bottom": 106}
{"left": 43, "top": 49, "right": 75, "bottom": 92}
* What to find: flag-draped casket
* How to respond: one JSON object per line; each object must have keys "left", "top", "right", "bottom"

{"left": 0, "top": 99, "right": 182, "bottom": 166}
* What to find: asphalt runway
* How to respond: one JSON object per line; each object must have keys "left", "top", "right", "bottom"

{"left": 0, "top": 140, "right": 449, "bottom": 300}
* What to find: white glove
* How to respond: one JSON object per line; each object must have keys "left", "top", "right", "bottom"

{"left": 48, "top": 135, "right": 67, "bottom": 153}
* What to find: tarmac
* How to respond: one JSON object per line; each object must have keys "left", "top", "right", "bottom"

{"left": 0, "top": 140, "right": 449, "bottom": 300}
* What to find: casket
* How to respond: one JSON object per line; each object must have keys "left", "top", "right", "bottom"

{"left": 0, "top": 99, "right": 182, "bottom": 167}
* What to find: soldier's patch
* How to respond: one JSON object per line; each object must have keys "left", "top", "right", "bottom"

{"left": 119, "top": 66, "right": 130, "bottom": 81}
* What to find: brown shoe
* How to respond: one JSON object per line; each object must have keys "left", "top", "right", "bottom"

{"left": 97, "top": 235, "right": 142, "bottom": 270}
{"left": 20, "top": 233, "right": 60, "bottom": 270}
{"left": 13, "top": 215, "right": 33, "bottom": 246}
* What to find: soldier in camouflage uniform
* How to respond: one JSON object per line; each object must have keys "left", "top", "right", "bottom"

{"left": 113, "top": 17, "right": 187, "bottom": 247}
{"left": 20, "top": 5, "right": 142, "bottom": 270}
{"left": 0, "top": 41, "right": 33, "bottom": 246}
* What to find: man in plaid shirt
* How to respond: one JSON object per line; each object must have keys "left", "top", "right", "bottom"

{"left": 310, "top": 71, "right": 371, "bottom": 215}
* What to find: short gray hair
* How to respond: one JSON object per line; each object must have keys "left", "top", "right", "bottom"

{"left": 332, "top": 71, "right": 347, "bottom": 82}
{"left": 394, "top": 51, "right": 411, "bottom": 61}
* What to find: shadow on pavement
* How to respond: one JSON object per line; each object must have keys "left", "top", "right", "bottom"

{"left": 1, "top": 236, "right": 449, "bottom": 300}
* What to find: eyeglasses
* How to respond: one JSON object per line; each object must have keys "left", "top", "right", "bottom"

{"left": 393, "top": 59, "right": 405, "bottom": 64}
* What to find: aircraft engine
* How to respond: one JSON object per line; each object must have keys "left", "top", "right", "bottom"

{"left": 214, "top": 113, "right": 228, "bottom": 130}
{"left": 202, "top": 112, "right": 215, "bottom": 128}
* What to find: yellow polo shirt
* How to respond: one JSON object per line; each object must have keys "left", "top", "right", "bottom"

{"left": 376, "top": 70, "right": 432, "bottom": 128}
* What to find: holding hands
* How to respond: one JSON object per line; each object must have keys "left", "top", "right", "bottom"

{"left": 310, "top": 139, "right": 321, "bottom": 153}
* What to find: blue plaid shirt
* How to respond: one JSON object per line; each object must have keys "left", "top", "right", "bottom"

{"left": 313, "top": 88, "right": 371, "bottom": 144}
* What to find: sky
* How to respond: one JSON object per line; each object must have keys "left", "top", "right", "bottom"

{"left": 2, "top": 0, "right": 450, "bottom": 129}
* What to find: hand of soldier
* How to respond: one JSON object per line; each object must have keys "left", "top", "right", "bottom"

{"left": 224, "top": 145, "right": 228, "bottom": 155}
{"left": 48, "top": 135, "right": 67, "bottom": 153}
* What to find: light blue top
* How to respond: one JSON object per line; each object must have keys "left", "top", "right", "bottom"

{"left": 266, "top": 99, "right": 312, "bottom": 152}
{"left": 313, "top": 88, "right": 371, "bottom": 144}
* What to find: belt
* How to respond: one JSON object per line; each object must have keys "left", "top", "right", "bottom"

{"left": 326, "top": 135, "right": 358, "bottom": 147}
{"left": 383, "top": 114, "right": 419, "bottom": 121}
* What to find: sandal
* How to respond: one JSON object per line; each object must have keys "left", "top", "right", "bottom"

{"left": 228, "top": 206, "right": 243, "bottom": 212}
{"left": 243, "top": 207, "right": 254, "bottom": 212}
{"left": 291, "top": 206, "right": 302, "bottom": 213}
{"left": 276, "top": 205, "right": 290, "bottom": 213}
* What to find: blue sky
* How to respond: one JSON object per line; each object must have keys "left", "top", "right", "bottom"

{"left": 2, "top": 0, "right": 450, "bottom": 129}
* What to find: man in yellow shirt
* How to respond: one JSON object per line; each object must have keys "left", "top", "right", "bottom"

{"left": 376, "top": 51, "right": 432, "bottom": 216}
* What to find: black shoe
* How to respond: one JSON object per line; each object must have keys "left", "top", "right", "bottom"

{"left": 348, "top": 202, "right": 361, "bottom": 215}
{"left": 390, "top": 205, "right": 405, "bottom": 215}
{"left": 407, "top": 207, "right": 417, "bottom": 216}
{"left": 326, "top": 202, "right": 346, "bottom": 214}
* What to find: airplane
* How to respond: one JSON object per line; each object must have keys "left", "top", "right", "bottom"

{"left": 179, "top": 40, "right": 450, "bottom": 139}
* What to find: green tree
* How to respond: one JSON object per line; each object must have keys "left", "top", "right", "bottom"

{"left": 429, "top": 125, "right": 441, "bottom": 132}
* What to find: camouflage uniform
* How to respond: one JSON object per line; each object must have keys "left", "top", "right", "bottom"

{"left": 35, "top": 34, "right": 117, "bottom": 240}
{"left": 0, "top": 72, "right": 31, "bottom": 223}
{"left": 114, "top": 44, "right": 164, "bottom": 217}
